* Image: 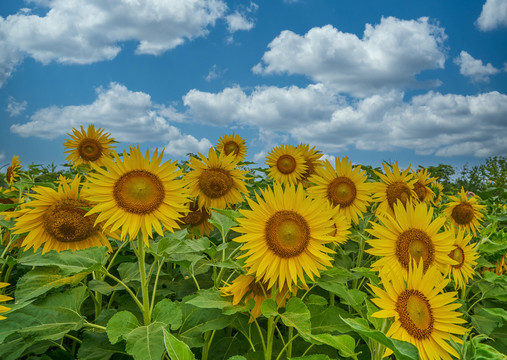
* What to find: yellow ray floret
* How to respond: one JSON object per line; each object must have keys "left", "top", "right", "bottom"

{"left": 443, "top": 187, "right": 485, "bottom": 236}
{"left": 216, "top": 132, "right": 247, "bottom": 163}
{"left": 63, "top": 124, "right": 116, "bottom": 168}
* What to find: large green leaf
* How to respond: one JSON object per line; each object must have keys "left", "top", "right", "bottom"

{"left": 279, "top": 298, "right": 312, "bottom": 337}
{"left": 163, "top": 329, "right": 195, "bottom": 360}
{"left": 106, "top": 311, "right": 139, "bottom": 344}
{"left": 153, "top": 299, "right": 183, "bottom": 330}
{"left": 309, "top": 333, "right": 359, "bottom": 359}
{"left": 316, "top": 280, "right": 367, "bottom": 314}
{"left": 209, "top": 210, "right": 238, "bottom": 238}
{"left": 186, "top": 288, "right": 235, "bottom": 310}
{"left": 77, "top": 331, "right": 126, "bottom": 360}
{"left": 124, "top": 322, "right": 166, "bottom": 360}
{"left": 87, "top": 280, "right": 123, "bottom": 295}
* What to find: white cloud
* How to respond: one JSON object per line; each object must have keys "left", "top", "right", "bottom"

{"left": 454, "top": 51, "right": 501, "bottom": 82}
{"left": 204, "top": 64, "right": 226, "bottom": 82}
{"left": 476, "top": 0, "right": 507, "bottom": 31}
{"left": 226, "top": 11, "right": 255, "bottom": 32}
{"left": 6, "top": 96, "right": 27, "bottom": 117}
{"left": 164, "top": 134, "right": 212, "bottom": 157}
{"left": 253, "top": 17, "right": 447, "bottom": 96}
{"left": 0, "top": 151, "right": 5, "bottom": 162}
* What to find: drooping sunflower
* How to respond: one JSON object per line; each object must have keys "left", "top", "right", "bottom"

{"left": 265, "top": 144, "right": 307, "bottom": 185}
{"left": 366, "top": 201, "right": 457, "bottom": 280}
{"left": 295, "top": 143, "right": 322, "bottom": 185}
{"left": 7, "top": 175, "right": 112, "bottom": 254}
{"left": 63, "top": 124, "right": 117, "bottom": 168}
{"left": 443, "top": 187, "right": 485, "bottom": 236}
{"left": 448, "top": 228, "right": 479, "bottom": 289}
{"left": 85, "top": 146, "right": 189, "bottom": 245}
{"left": 5, "top": 155, "right": 21, "bottom": 185}
{"left": 185, "top": 147, "right": 248, "bottom": 210}
{"left": 430, "top": 181, "right": 444, "bottom": 206}
{"left": 216, "top": 132, "right": 247, "bottom": 163}
{"left": 308, "top": 157, "right": 372, "bottom": 225}
{"left": 234, "top": 183, "right": 338, "bottom": 290}
{"left": 370, "top": 261, "right": 467, "bottom": 360}
{"left": 0, "top": 277, "right": 12, "bottom": 320}
{"left": 412, "top": 168, "right": 438, "bottom": 203}
{"left": 371, "top": 162, "right": 418, "bottom": 216}
{"left": 179, "top": 199, "right": 214, "bottom": 236}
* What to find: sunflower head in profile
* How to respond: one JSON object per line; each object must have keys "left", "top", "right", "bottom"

{"left": 178, "top": 199, "right": 214, "bottom": 236}
{"left": 85, "top": 146, "right": 189, "bottom": 245}
{"left": 0, "top": 276, "right": 12, "bottom": 320}
{"left": 412, "top": 168, "right": 438, "bottom": 203}
{"left": 370, "top": 261, "right": 467, "bottom": 360}
{"left": 63, "top": 124, "right": 117, "bottom": 168}
{"left": 430, "top": 181, "right": 444, "bottom": 206}
{"left": 7, "top": 175, "right": 112, "bottom": 254}
{"left": 216, "top": 133, "right": 247, "bottom": 163}
{"left": 5, "top": 155, "right": 21, "bottom": 185}
{"left": 265, "top": 144, "right": 307, "bottom": 185}
{"left": 295, "top": 143, "right": 323, "bottom": 185}
{"left": 308, "top": 157, "right": 372, "bottom": 225}
{"left": 234, "top": 183, "right": 338, "bottom": 290}
{"left": 366, "top": 201, "right": 457, "bottom": 280}
{"left": 448, "top": 228, "right": 479, "bottom": 289}
{"left": 184, "top": 147, "right": 248, "bottom": 210}
{"left": 443, "top": 187, "right": 485, "bottom": 236}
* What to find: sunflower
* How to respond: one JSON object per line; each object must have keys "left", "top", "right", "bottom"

{"left": 308, "top": 157, "right": 372, "bottom": 225}
{"left": 265, "top": 144, "right": 307, "bottom": 185}
{"left": 85, "top": 146, "right": 189, "bottom": 245}
{"left": 448, "top": 228, "right": 479, "bottom": 289}
{"left": 5, "top": 155, "right": 21, "bottom": 185}
{"left": 430, "top": 181, "right": 444, "bottom": 206}
{"left": 216, "top": 132, "right": 247, "bottom": 163}
{"left": 443, "top": 187, "right": 485, "bottom": 236}
{"left": 370, "top": 261, "right": 467, "bottom": 360}
{"left": 7, "top": 175, "right": 112, "bottom": 254}
{"left": 366, "top": 201, "right": 457, "bottom": 280}
{"left": 0, "top": 277, "right": 12, "bottom": 320}
{"left": 412, "top": 168, "right": 438, "bottom": 203}
{"left": 63, "top": 124, "right": 116, "bottom": 168}
{"left": 295, "top": 143, "right": 322, "bottom": 185}
{"left": 371, "top": 162, "right": 418, "bottom": 216}
{"left": 179, "top": 199, "right": 214, "bottom": 236}
{"left": 234, "top": 183, "right": 338, "bottom": 290}
{"left": 185, "top": 147, "right": 248, "bottom": 210}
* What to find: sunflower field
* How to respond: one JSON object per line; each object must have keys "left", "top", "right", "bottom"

{"left": 0, "top": 125, "right": 506, "bottom": 360}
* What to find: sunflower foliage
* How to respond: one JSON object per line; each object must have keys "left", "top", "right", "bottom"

{"left": 0, "top": 128, "right": 506, "bottom": 360}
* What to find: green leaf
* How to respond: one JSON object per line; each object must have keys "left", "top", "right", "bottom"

{"left": 471, "top": 315, "right": 502, "bottom": 336}
{"left": 479, "top": 307, "right": 507, "bottom": 323}
{"left": 87, "top": 280, "right": 123, "bottom": 295}
{"left": 163, "top": 329, "right": 195, "bottom": 360}
{"left": 106, "top": 311, "right": 139, "bottom": 344}
{"left": 209, "top": 210, "right": 238, "bottom": 238}
{"left": 153, "top": 299, "right": 183, "bottom": 330}
{"left": 186, "top": 288, "right": 233, "bottom": 310}
{"left": 124, "top": 322, "right": 166, "bottom": 360}
{"left": 77, "top": 331, "right": 125, "bottom": 360}
{"left": 309, "top": 304, "right": 353, "bottom": 334}
{"left": 117, "top": 262, "right": 141, "bottom": 284}
{"left": 291, "top": 356, "right": 331, "bottom": 360}
{"left": 0, "top": 203, "right": 19, "bottom": 211}
{"left": 316, "top": 281, "right": 367, "bottom": 313}
{"left": 260, "top": 298, "right": 278, "bottom": 318}
{"left": 309, "top": 334, "right": 359, "bottom": 359}
{"left": 279, "top": 298, "right": 311, "bottom": 338}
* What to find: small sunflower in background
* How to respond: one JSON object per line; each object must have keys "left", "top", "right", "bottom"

{"left": 412, "top": 168, "right": 438, "bottom": 203}
{"left": 234, "top": 183, "right": 338, "bottom": 290}
{"left": 185, "top": 147, "right": 248, "bottom": 210}
{"left": 430, "top": 181, "right": 444, "bottom": 206}
{"left": 295, "top": 143, "right": 322, "bottom": 185}
{"left": 265, "top": 144, "right": 307, "bottom": 185}
{"left": 443, "top": 187, "right": 485, "bottom": 236}
{"left": 0, "top": 276, "right": 12, "bottom": 320}
{"left": 308, "top": 157, "right": 372, "bottom": 225}
{"left": 5, "top": 155, "right": 21, "bottom": 185}
{"left": 370, "top": 261, "right": 467, "bottom": 360}
{"left": 216, "top": 133, "right": 247, "bottom": 163}
{"left": 179, "top": 199, "right": 214, "bottom": 236}
{"left": 85, "top": 146, "right": 189, "bottom": 245}
{"left": 63, "top": 124, "right": 117, "bottom": 168}
{"left": 447, "top": 228, "right": 479, "bottom": 289}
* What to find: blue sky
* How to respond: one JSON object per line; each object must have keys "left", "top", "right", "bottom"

{"left": 1, "top": 0, "right": 506, "bottom": 173}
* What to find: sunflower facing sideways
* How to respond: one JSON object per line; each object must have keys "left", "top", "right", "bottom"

{"left": 216, "top": 132, "right": 247, "bottom": 163}
{"left": 85, "top": 146, "right": 189, "bottom": 245}
{"left": 178, "top": 199, "right": 214, "bottom": 236}
{"left": 63, "top": 124, "right": 117, "bottom": 168}
{"left": 265, "top": 144, "right": 307, "bottom": 185}
{"left": 443, "top": 187, "right": 485, "bottom": 236}
{"left": 412, "top": 168, "right": 438, "bottom": 203}
{"left": 447, "top": 228, "right": 479, "bottom": 289}
{"left": 296, "top": 143, "right": 322, "bottom": 185}
{"left": 370, "top": 261, "right": 467, "bottom": 360}
{"left": 0, "top": 276, "right": 11, "bottom": 320}
{"left": 234, "top": 183, "right": 338, "bottom": 290}
{"left": 5, "top": 155, "right": 21, "bottom": 185}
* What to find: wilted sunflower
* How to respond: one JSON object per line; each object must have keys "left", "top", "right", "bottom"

{"left": 234, "top": 183, "right": 337, "bottom": 290}
{"left": 85, "top": 146, "right": 189, "bottom": 245}
{"left": 295, "top": 143, "right": 322, "bottom": 185}
{"left": 370, "top": 262, "right": 467, "bottom": 360}
{"left": 5, "top": 155, "right": 21, "bottom": 185}
{"left": 430, "top": 181, "right": 444, "bottom": 206}
{"left": 366, "top": 201, "right": 456, "bottom": 280}
{"left": 63, "top": 124, "right": 116, "bottom": 167}
{"left": 443, "top": 187, "right": 485, "bottom": 236}
{"left": 179, "top": 199, "right": 214, "bottom": 236}
{"left": 412, "top": 168, "right": 438, "bottom": 203}
{"left": 0, "top": 277, "right": 12, "bottom": 320}
{"left": 265, "top": 144, "right": 307, "bottom": 185}
{"left": 216, "top": 133, "right": 247, "bottom": 163}
{"left": 371, "top": 162, "right": 418, "bottom": 216}
{"left": 7, "top": 175, "right": 112, "bottom": 254}
{"left": 448, "top": 228, "right": 479, "bottom": 289}
{"left": 308, "top": 157, "right": 372, "bottom": 225}
{"left": 185, "top": 147, "right": 248, "bottom": 210}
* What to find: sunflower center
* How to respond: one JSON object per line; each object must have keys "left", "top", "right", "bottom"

{"left": 250, "top": 281, "right": 267, "bottom": 296}
{"left": 199, "top": 168, "right": 233, "bottom": 199}
{"left": 449, "top": 246, "right": 465, "bottom": 269}
{"left": 413, "top": 181, "right": 428, "bottom": 202}
{"left": 396, "top": 229, "right": 434, "bottom": 272}
{"left": 328, "top": 177, "right": 357, "bottom": 208}
{"left": 265, "top": 210, "right": 310, "bottom": 258}
{"left": 43, "top": 199, "right": 97, "bottom": 243}
{"left": 276, "top": 155, "right": 297, "bottom": 174}
{"left": 396, "top": 289, "right": 434, "bottom": 339}
{"left": 451, "top": 203, "right": 474, "bottom": 225}
{"left": 113, "top": 170, "right": 165, "bottom": 214}
{"left": 183, "top": 202, "right": 209, "bottom": 226}
{"left": 77, "top": 138, "right": 103, "bottom": 162}
{"left": 386, "top": 182, "right": 412, "bottom": 209}
{"left": 224, "top": 141, "right": 240, "bottom": 156}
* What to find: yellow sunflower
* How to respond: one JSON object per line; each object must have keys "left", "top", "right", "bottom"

{"left": 216, "top": 132, "right": 247, "bottom": 163}
{"left": 63, "top": 124, "right": 117, "bottom": 168}
{"left": 7, "top": 175, "right": 112, "bottom": 254}
{"left": 443, "top": 187, "right": 485, "bottom": 236}
{"left": 179, "top": 199, "right": 214, "bottom": 236}
{"left": 371, "top": 162, "right": 418, "bottom": 216}
{"left": 0, "top": 277, "right": 12, "bottom": 320}
{"left": 308, "top": 157, "right": 372, "bottom": 225}
{"left": 370, "top": 261, "right": 467, "bottom": 360}
{"left": 85, "top": 146, "right": 189, "bottom": 245}
{"left": 5, "top": 155, "right": 21, "bottom": 185}
{"left": 234, "top": 183, "right": 338, "bottom": 290}
{"left": 265, "top": 144, "right": 307, "bottom": 185}
{"left": 430, "top": 181, "right": 444, "bottom": 206}
{"left": 184, "top": 147, "right": 248, "bottom": 210}
{"left": 448, "top": 228, "right": 479, "bottom": 289}
{"left": 412, "top": 168, "right": 438, "bottom": 203}
{"left": 366, "top": 201, "right": 457, "bottom": 280}
{"left": 295, "top": 143, "right": 323, "bottom": 185}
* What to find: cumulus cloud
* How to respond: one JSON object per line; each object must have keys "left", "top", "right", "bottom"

{"left": 253, "top": 17, "right": 447, "bottom": 96}
{"left": 454, "top": 51, "right": 501, "bottom": 82}
{"left": 165, "top": 134, "right": 213, "bottom": 157}
{"left": 476, "top": 0, "right": 507, "bottom": 31}
{"left": 6, "top": 96, "right": 27, "bottom": 117}
{"left": 226, "top": 11, "right": 255, "bottom": 32}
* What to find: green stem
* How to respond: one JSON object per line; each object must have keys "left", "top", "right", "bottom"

{"left": 149, "top": 260, "right": 165, "bottom": 319}
{"left": 253, "top": 317, "right": 267, "bottom": 354}
{"left": 84, "top": 322, "right": 107, "bottom": 331}
{"left": 105, "top": 240, "right": 129, "bottom": 273}
{"left": 201, "top": 330, "right": 216, "bottom": 360}
{"left": 215, "top": 244, "right": 243, "bottom": 287}
{"left": 275, "top": 332, "right": 299, "bottom": 360}
{"left": 101, "top": 269, "right": 144, "bottom": 312}
{"left": 64, "top": 333, "right": 83, "bottom": 344}
{"left": 265, "top": 316, "right": 277, "bottom": 360}
{"left": 137, "top": 234, "right": 151, "bottom": 325}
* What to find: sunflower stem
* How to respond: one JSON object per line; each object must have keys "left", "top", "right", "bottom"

{"left": 136, "top": 234, "right": 151, "bottom": 325}
{"left": 201, "top": 329, "right": 216, "bottom": 360}
{"left": 102, "top": 269, "right": 144, "bottom": 312}
{"left": 149, "top": 260, "right": 164, "bottom": 319}
{"left": 265, "top": 316, "right": 277, "bottom": 360}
